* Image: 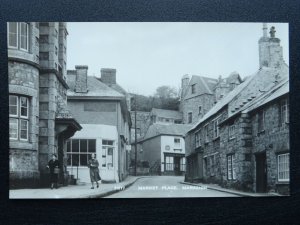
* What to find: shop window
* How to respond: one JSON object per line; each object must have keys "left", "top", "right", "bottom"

{"left": 227, "top": 154, "right": 236, "bottom": 180}
{"left": 165, "top": 156, "right": 174, "bottom": 171}
{"left": 102, "top": 140, "right": 114, "bottom": 168}
{"left": 278, "top": 153, "right": 289, "bottom": 182}
{"left": 9, "top": 95, "right": 29, "bottom": 141}
{"left": 66, "top": 139, "right": 96, "bottom": 166}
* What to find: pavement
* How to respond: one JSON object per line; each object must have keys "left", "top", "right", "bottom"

{"left": 9, "top": 175, "right": 282, "bottom": 198}
{"left": 9, "top": 176, "right": 141, "bottom": 199}
{"left": 179, "top": 181, "right": 283, "bottom": 197}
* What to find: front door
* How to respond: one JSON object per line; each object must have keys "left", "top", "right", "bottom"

{"left": 256, "top": 153, "right": 267, "bottom": 192}
{"left": 174, "top": 157, "right": 180, "bottom": 175}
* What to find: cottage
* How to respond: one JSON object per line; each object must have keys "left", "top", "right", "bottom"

{"left": 66, "top": 67, "right": 131, "bottom": 183}
{"left": 185, "top": 24, "right": 289, "bottom": 194}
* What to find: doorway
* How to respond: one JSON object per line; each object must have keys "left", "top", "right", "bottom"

{"left": 255, "top": 152, "right": 267, "bottom": 192}
{"left": 174, "top": 157, "right": 180, "bottom": 175}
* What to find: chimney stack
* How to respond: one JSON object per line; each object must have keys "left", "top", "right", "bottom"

{"left": 101, "top": 68, "right": 116, "bottom": 86}
{"left": 75, "top": 65, "right": 88, "bottom": 93}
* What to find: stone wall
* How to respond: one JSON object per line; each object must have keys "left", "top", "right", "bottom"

{"left": 251, "top": 97, "right": 289, "bottom": 194}
{"left": 181, "top": 94, "right": 215, "bottom": 124}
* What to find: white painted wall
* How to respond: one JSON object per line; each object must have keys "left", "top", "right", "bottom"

{"left": 67, "top": 124, "right": 119, "bottom": 183}
{"left": 160, "top": 135, "right": 186, "bottom": 172}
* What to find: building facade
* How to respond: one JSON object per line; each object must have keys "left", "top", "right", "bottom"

{"left": 179, "top": 72, "right": 241, "bottom": 125}
{"left": 138, "top": 124, "right": 192, "bottom": 175}
{"left": 184, "top": 25, "right": 289, "bottom": 194}
{"left": 8, "top": 22, "right": 81, "bottom": 188}
{"left": 66, "top": 67, "right": 131, "bottom": 183}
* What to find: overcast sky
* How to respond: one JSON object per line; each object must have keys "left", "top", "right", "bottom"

{"left": 67, "top": 22, "right": 289, "bottom": 96}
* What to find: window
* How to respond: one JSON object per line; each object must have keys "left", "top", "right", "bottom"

{"left": 280, "top": 99, "right": 289, "bottom": 126}
{"left": 67, "top": 139, "right": 96, "bottom": 166}
{"left": 174, "top": 138, "right": 181, "bottom": 148}
{"left": 198, "top": 106, "right": 202, "bottom": 115}
{"left": 102, "top": 140, "right": 114, "bottom": 168}
{"left": 204, "top": 124, "right": 209, "bottom": 142}
{"left": 278, "top": 153, "right": 289, "bottom": 182}
{"left": 188, "top": 112, "right": 192, "bottom": 124}
{"left": 64, "top": 46, "right": 66, "bottom": 54}
{"left": 55, "top": 46, "right": 58, "bottom": 55}
{"left": 55, "top": 29, "right": 58, "bottom": 38}
{"left": 8, "top": 22, "right": 18, "bottom": 48}
{"left": 40, "top": 35, "right": 49, "bottom": 43}
{"left": 7, "top": 22, "right": 29, "bottom": 51}
{"left": 227, "top": 154, "right": 236, "bottom": 180}
{"left": 165, "top": 156, "right": 174, "bottom": 171}
{"left": 180, "top": 157, "right": 186, "bottom": 171}
{"left": 20, "top": 22, "right": 29, "bottom": 50}
{"left": 191, "top": 84, "right": 196, "bottom": 94}
{"left": 195, "top": 130, "right": 201, "bottom": 148}
{"left": 229, "top": 124, "right": 235, "bottom": 139}
{"left": 9, "top": 95, "right": 29, "bottom": 141}
{"left": 258, "top": 110, "right": 265, "bottom": 133}
{"left": 213, "top": 117, "right": 221, "bottom": 138}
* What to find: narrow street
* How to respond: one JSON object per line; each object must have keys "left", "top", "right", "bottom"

{"left": 106, "top": 176, "right": 239, "bottom": 198}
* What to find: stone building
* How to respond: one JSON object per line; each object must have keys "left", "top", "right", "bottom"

{"left": 184, "top": 24, "right": 289, "bottom": 194}
{"left": 8, "top": 22, "right": 81, "bottom": 188}
{"left": 66, "top": 67, "right": 131, "bottom": 183}
{"left": 179, "top": 72, "right": 241, "bottom": 125}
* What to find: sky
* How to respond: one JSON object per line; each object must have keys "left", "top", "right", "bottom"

{"left": 67, "top": 22, "right": 289, "bottom": 96}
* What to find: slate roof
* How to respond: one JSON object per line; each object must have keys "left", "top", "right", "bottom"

{"left": 150, "top": 108, "right": 183, "bottom": 120}
{"left": 67, "top": 75, "right": 124, "bottom": 99}
{"left": 184, "top": 75, "right": 218, "bottom": 98}
{"left": 141, "top": 124, "right": 193, "bottom": 142}
{"left": 188, "top": 64, "right": 289, "bottom": 133}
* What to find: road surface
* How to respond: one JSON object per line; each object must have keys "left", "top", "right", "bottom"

{"left": 106, "top": 176, "right": 238, "bottom": 198}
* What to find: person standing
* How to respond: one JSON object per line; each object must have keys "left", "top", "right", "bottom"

{"left": 47, "top": 154, "right": 59, "bottom": 189}
{"left": 88, "top": 153, "right": 101, "bottom": 189}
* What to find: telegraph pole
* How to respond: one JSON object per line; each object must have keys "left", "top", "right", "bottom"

{"left": 134, "top": 94, "right": 137, "bottom": 176}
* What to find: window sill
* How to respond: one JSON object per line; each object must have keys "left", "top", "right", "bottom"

{"left": 276, "top": 181, "right": 289, "bottom": 185}
{"left": 229, "top": 137, "right": 236, "bottom": 141}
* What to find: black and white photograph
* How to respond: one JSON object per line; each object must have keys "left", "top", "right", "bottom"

{"left": 8, "top": 22, "right": 290, "bottom": 199}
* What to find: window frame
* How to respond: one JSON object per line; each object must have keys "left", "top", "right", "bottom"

{"left": 277, "top": 153, "right": 289, "bottom": 182}
{"left": 191, "top": 84, "right": 196, "bottom": 94}
{"left": 9, "top": 95, "right": 30, "bottom": 141}
{"left": 228, "top": 124, "right": 235, "bottom": 140}
{"left": 19, "top": 22, "right": 29, "bottom": 51}
{"left": 257, "top": 109, "right": 265, "bottom": 133}
{"left": 280, "top": 99, "right": 289, "bottom": 126}
{"left": 66, "top": 139, "right": 96, "bottom": 167}
{"left": 213, "top": 116, "right": 221, "bottom": 139}
{"left": 188, "top": 112, "right": 193, "bottom": 124}
{"left": 204, "top": 124, "right": 209, "bottom": 143}
{"left": 8, "top": 22, "right": 18, "bottom": 49}
{"left": 195, "top": 129, "right": 201, "bottom": 148}
{"left": 227, "top": 154, "right": 236, "bottom": 180}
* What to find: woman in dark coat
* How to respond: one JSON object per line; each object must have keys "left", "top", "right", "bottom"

{"left": 88, "top": 153, "right": 101, "bottom": 189}
{"left": 47, "top": 154, "right": 59, "bottom": 189}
